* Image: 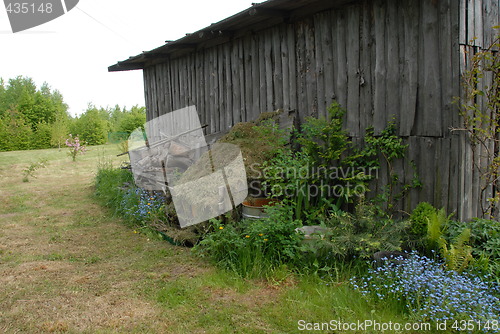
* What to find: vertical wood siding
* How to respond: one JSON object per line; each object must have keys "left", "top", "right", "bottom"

{"left": 142, "top": 0, "right": 499, "bottom": 220}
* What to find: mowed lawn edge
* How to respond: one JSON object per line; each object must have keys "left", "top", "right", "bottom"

{"left": 0, "top": 145, "right": 418, "bottom": 334}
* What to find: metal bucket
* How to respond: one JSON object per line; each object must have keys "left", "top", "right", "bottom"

{"left": 241, "top": 198, "right": 276, "bottom": 219}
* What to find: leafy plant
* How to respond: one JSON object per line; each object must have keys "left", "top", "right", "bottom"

{"left": 193, "top": 202, "right": 303, "bottom": 278}
{"left": 262, "top": 149, "right": 316, "bottom": 222}
{"left": 320, "top": 201, "right": 407, "bottom": 261}
{"left": 441, "top": 228, "right": 474, "bottom": 273}
{"left": 404, "top": 202, "right": 437, "bottom": 251}
{"left": 426, "top": 208, "right": 449, "bottom": 252}
{"left": 352, "top": 120, "right": 422, "bottom": 212}
{"left": 448, "top": 218, "right": 500, "bottom": 279}
{"left": 22, "top": 158, "right": 47, "bottom": 182}
{"left": 425, "top": 207, "right": 474, "bottom": 273}
{"left": 297, "top": 101, "right": 348, "bottom": 167}
{"left": 262, "top": 103, "right": 378, "bottom": 223}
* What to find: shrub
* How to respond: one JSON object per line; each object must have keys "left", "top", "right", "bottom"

{"left": 193, "top": 202, "right": 303, "bottom": 278}
{"left": 193, "top": 219, "right": 260, "bottom": 277}
{"left": 423, "top": 207, "right": 474, "bottom": 273}
{"left": 448, "top": 218, "right": 500, "bottom": 279}
{"left": 320, "top": 202, "right": 407, "bottom": 261}
{"left": 409, "top": 202, "right": 436, "bottom": 237}
{"left": 262, "top": 102, "right": 417, "bottom": 223}
{"left": 297, "top": 101, "right": 348, "bottom": 167}
{"left": 351, "top": 253, "right": 500, "bottom": 325}
{"left": 262, "top": 149, "right": 318, "bottom": 222}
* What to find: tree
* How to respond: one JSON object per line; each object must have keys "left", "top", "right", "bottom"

{"left": 0, "top": 109, "right": 33, "bottom": 151}
{"left": 50, "top": 111, "right": 70, "bottom": 149}
{"left": 0, "top": 76, "right": 37, "bottom": 113}
{"left": 71, "top": 105, "right": 109, "bottom": 145}
{"left": 33, "top": 122, "right": 52, "bottom": 149}
{"left": 117, "top": 105, "right": 146, "bottom": 134}
{"left": 0, "top": 76, "right": 70, "bottom": 151}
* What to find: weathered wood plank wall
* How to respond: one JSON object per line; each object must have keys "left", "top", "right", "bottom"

{"left": 458, "top": 0, "right": 500, "bottom": 219}
{"left": 143, "top": 0, "right": 499, "bottom": 220}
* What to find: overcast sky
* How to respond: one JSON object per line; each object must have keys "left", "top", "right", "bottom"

{"left": 0, "top": 0, "right": 251, "bottom": 116}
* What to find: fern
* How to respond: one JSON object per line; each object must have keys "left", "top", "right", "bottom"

{"left": 426, "top": 209, "right": 474, "bottom": 272}
{"left": 442, "top": 228, "right": 474, "bottom": 273}
{"left": 426, "top": 208, "right": 448, "bottom": 251}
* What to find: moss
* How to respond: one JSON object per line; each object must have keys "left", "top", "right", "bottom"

{"left": 180, "top": 110, "right": 291, "bottom": 182}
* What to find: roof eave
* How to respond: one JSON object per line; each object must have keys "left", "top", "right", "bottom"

{"left": 108, "top": 0, "right": 359, "bottom": 72}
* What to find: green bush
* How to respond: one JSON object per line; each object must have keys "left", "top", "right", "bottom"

{"left": 262, "top": 102, "right": 416, "bottom": 224}
{"left": 262, "top": 149, "right": 317, "bottom": 222}
{"left": 405, "top": 202, "right": 438, "bottom": 252}
{"left": 297, "top": 101, "right": 348, "bottom": 167}
{"left": 320, "top": 202, "right": 407, "bottom": 261}
{"left": 262, "top": 103, "right": 374, "bottom": 223}
{"left": 351, "top": 121, "right": 421, "bottom": 211}
{"left": 409, "top": 202, "right": 436, "bottom": 237}
{"left": 448, "top": 218, "right": 500, "bottom": 278}
{"left": 193, "top": 203, "right": 303, "bottom": 278}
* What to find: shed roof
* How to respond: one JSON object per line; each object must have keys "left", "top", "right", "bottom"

{"left": 108, "top": 0, "right": 357, "bottom": 72}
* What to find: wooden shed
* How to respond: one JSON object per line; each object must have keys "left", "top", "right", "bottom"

{"left": 109, "top": 0, "right": 500, "bottom": 220}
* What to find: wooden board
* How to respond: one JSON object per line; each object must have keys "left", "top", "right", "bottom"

{"left": 346, "top": 5, "right": 360, "bottom": 136}
{"left": 400, "top": 0, "right": 419, "bottom": 136}
{"left": 139, "top": 0, "right": 498, "bottom": 220}
{"left": 373, "top": 0, "right": 387, "bottom": 135}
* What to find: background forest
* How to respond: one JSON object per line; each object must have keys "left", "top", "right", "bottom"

{"left": 0, "top": 76, "right": 145, "bottom": 151}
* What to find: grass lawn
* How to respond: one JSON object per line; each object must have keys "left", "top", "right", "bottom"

{"left": 0, "top": 145, "right": 425, "bottom": 333}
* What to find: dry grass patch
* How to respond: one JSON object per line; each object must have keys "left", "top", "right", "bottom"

{"left": 1, "top": 145, "right": 391, "bottom": 334}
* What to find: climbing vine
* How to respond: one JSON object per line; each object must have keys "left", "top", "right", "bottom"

{"left": 453, "top": 31, "right": 500, "bottom": 218}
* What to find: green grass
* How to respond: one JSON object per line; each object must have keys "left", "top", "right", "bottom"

{"left": 0, "top": 144, "right": 433, "bottom": 333}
